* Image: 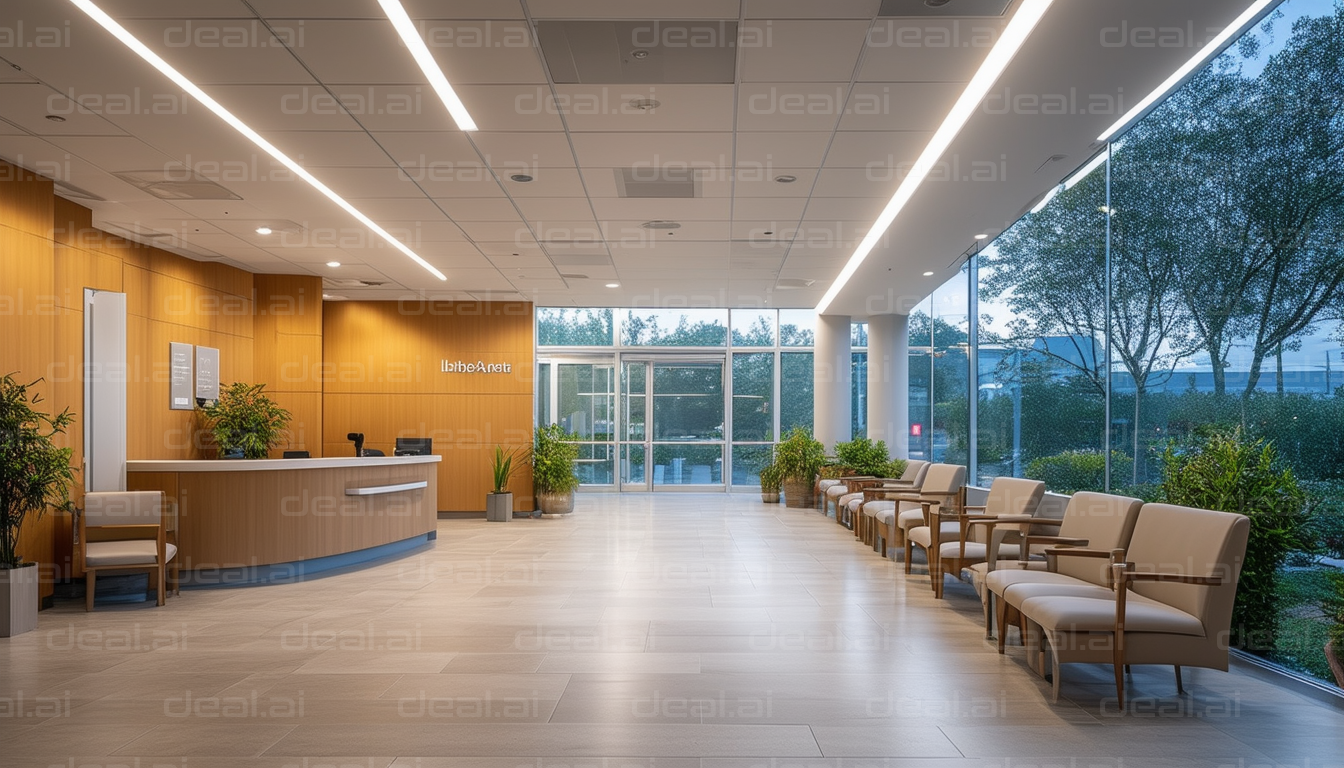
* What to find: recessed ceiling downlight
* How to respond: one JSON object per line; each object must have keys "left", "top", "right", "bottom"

{"left": 45, "top": 114, "right": 66, "bottom": 122}
{"left": 923, "top": 271, "right": 935, "bottom": 277}
{"left": 642, "top": 220, "right": 681, "bottom": 230}
{"left": 605, "top": 283, "right": 620, "bottom": 288}
{"left": 510, "top": 174, "right": 533, "bottom": 182}
{"left": 326, "top": 261, "right": 341, "bottom": 268}
{"left": 925, "top": 0, "right": 952, "bottom": 6}
{"left": 774, "top": 175, "right": 797, "bottom": 184}
{"left": 255, "top": 227, "right": 273, "bottom": 235}
{"left": 629, "top": 98, "right": 661, "bottom": 111}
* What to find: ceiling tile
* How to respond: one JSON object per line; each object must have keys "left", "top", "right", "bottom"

{"left": 470, "top": 132, "right": 576, "bottom": 170}
{"left": 456, "top": 219, "right": 531, "bottom": 242}
{"left": 730, "top": 220, "right": 799, "bottom": 239}
{"left": 497, "top": 166, "right": 587, "bottom": 197}
{"left": 801, "top": 196, "right": 887, "bottom": 221}
{"left": 569, "top": 132, "right": 733, "bottom": 168}
{"left": 525, "top": 0, "right": 741, "bottom": 19}
{"left": 590, "top": 197, "right": 731, "bottom": 222}
{"left": 436, "top": 197, "right": 521, "bottom": 221}
{"left": 340, "top": 196, "right": 450, "bottom": 221}
{"left": 288, "top": 20, "right": 427, "bottom": 84}
{"left": 373, "top": 131, "right": 480, "bottom": 168}
{"left": 838, "top": 82, "right": 962, "bottom": 131}
{"left": 740, "top": 20, "right": 871, "bottom": 83}
{"left": 858, "top": 18, "right": 1005, "bottom": 83}
{"left": 735, "top": 131, "right": 832, "bottom": 170}
{"left": 824, "top": 130, "right": 927, "bottom": 168}
{"left": 206, "top": 85, "right": 363, "bottom": 131}
{"left": 119, "top": 19, "right": 318, "bottom": 85}
{"left": 250, "top": 1, "right": 526, "bottom": 19}
{"left": 736, "top": 83, "right": 849, "bottom": 132}
{"left": 731, "top": 196, "right": 807, "bottom": 220}
{"left": 419, "top": 21, "right": 548, "bottom": 85}
{"left": 267, "top": 131, "right": 393, "bottom": 167}
{"left": 0, "top": 84, "right": 129, "bottom": 137}
{"left": 92, "top": 0, "right": 252, "bottom": 18}
{"left": 733, "top": 167, "right": 816, "bottom": 197}
{"left": 454, "top": 85, "right": 567, "bottom": 131}
{"left": 813, "top": 167, "right": 897, "bottom": 198}
{"left": 742, "top": 0, "right": 879, "bottom": 17}
{"left": 514, "top": 197, "right": 597, "bottom": 223}
{"left": 558, "top": 85, "right": 735, "bottom": 132}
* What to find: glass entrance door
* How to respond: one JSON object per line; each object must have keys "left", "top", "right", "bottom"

{"left": 545, "top": 359, "right": 616, "bottom": 485}
{"left": 621, "top": 358, "right": 725, "bottom": 490}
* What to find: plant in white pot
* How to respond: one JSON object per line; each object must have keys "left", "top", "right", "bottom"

{"left": 533, "top": 424, "right": 580, "bottom": 516}
{"left": 0, "top": 375, "right": 76, "bottom": 637}
{"left": 487, "top": 445, "right": 527, "bottom": 522}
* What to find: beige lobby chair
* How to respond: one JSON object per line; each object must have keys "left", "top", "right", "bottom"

{"left": 81, "top": 491, "right": 178, "bottom": 611}
{"left": 883, "top": 463, "right": 967, "bottom": 571}
{"left": 908, "top": 476, "right": 1044, "bottom": 598}
{"left": 824, "top": 475, "right": 878, "bottom": 526}
{"left": 855, "top": 459, "right": 930, "bottom": 547}
{"left": 1014, "top": 504, "right": 1250, "bottom": 709}
{"left": 985, "top": 491, "right": 1143, "bottom": 645}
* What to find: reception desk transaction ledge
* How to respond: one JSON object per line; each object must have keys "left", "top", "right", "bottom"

{"left": 127, "top": 455, "right": 440, "bottom": 586}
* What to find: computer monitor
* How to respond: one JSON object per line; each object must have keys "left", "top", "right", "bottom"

{"left": 282, "top": 450, "right": 311, "bottom": 459}
{"left": 394, "top": 437, "right": 433, "bottom": 456}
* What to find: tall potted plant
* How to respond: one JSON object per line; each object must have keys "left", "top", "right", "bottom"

{"left": 533, "top": 424, "right": 579, "bottom": 516}
{"left": 197, "top": 382, "right": 292, "bottom": 459}
{"left": 0, "top": 375, "right": 76, "bottom": 637}
{"left": 774, "top": 427, "right": 825, "bottom": 509}
{"left": 487, "top": 445, "right": 526, "bottom": 522}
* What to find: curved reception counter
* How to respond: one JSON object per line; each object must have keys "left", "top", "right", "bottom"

{"left": 127, "top": 455, "right": 440, "bottom": 585}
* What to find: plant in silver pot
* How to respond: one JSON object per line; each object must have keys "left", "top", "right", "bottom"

{"left": 0, "top": 375, "right": 77, "bottom": 637}
{"left": 533, "top": 424, "right": 580, "bottom": 516}
{"left": 487, "top": 445, "right": 527, "bottom": 522}
{"left": 773, "top": 426, "right": 825, "bottom": 509}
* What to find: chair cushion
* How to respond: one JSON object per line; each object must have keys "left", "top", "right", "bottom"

{"left": 907, "top": 522, "right": 960, "bottom": 548}
{"left": 938, "top": 541, "right": 1020, "bottom": 562}
{"left": 984, "top": 567, "right": 1070, "bottom": 597}
{"left": 863, "top": 500, "right": 895, "bottom": 519}
{"left": 838, "top": 492, "right": 863, "bottom": 508}
{"left": 897, "top": 508, "right": 925, "bottom": 531}
{"left": 819, "top": 479, "right": 843, "bottom": 492}
{"left": 1004, "top": 580, "right": 1116, "bottom": 609}
{"left": 86, "top": 541, "right": 178, "bottom": 567}
{"left": 825, "top": 484, "right": 849, "bottom": 500}
{"left": 1019, "top": 592, "right": 1206, "bottom": 637}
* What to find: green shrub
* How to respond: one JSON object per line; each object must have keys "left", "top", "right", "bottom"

{"left": 1325, "top": 570, "right": 1344, "bottom": 659}
{"left": 758, "top": 462, "right": 782, "bottom": 493}
{"left": 198, "top": 382, "right": 291, "bottom": 459}
{"left": 833, "top": 436, "right": 897, "bottom": 477}
{"left": 1025, "top": 449, "right": 1131, "bottom": 494}
{"left": 1160, "top": 429, "right": 1310, "bottom": 653}
{"left": 773, "top": 427, "right": 825, "bottom": 483}
{"left": 533, "top": 424, "right": 580, "bottom": 495}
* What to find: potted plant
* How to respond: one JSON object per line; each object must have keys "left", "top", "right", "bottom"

{"left": 774, "top": 426, "right": 826, "bottom": 509}
{"left": 533, "top": 424, "right": 580, "bottom": 516}
{"left": 487, "top": 445, "right": 526, "bottom": 522}
{"left": 0, "top": 375, "right": 76, "bottom": 637}
{"left": 759, "top": 462, "right": 781, "bottom": 504}
{"left": 1325, "top": 571, "right": 1344, "bottom": 688}
{"left": 197, "top": 382, "right": 292, "bottom": 459}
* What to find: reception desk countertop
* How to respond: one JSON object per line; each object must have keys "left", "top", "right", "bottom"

{"left": 127, "top": 455, "right": 441, "bottom": 472}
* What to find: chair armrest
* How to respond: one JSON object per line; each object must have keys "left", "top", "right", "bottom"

{"left": 963, "top": 505, "right": 987, "bottom": 511}
{"left": 1118, "top": 569, "right": 1225, "bottom": 586}
{"left": 1026, "top": 518, "right": 1064, "bottom": 528}
{"left": 1044, "top": 547, "right": 1124, "bottom": 576}
{"left": 1024, "top": 535, "right": 1089, "bottom": 548}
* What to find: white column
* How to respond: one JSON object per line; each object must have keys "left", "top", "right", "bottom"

{"left": 813, "top": 314, "right": 852, "bottom": 450}
{"left": 866, "top": 314, "right": 910, "bottom": 459}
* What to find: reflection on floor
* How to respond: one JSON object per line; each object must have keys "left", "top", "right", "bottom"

{"left": 3, "top": 493, "right": 1343, "bottom": 767}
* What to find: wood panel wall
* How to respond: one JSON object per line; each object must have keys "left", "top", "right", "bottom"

{"left": 322, "top": 301, "right": 535, "bottom": 512}
{"left": 253, "top": 274, "right": 323, "bottom": 457}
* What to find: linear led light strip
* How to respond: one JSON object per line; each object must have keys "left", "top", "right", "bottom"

{"left": 1097, "top": 0, "right": 1277, "bottom": 141}
{"left": 815, "top": 0, "right": 1055, "bottom": 315}
{"left": 69, "top": 0, "right": 449, "bottom": 281}
{"left": 379, "top": 0, "right": 477, "bottom": 131}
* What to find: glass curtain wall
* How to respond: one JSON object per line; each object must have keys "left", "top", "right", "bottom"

{"left": 965, "top": 0, "right": 1344, "bottom": 684}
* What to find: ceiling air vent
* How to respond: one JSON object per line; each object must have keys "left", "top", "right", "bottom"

{"left": 878, "top": 0, "right": 1013, "bottom": 16}
{"left": 536, "top": 21, "right": 737, "bottom": 84}
{"left": 326, "top": 278, "right": 387, "bottom": 288}
{"left": 616, "top": 168, "right": 698, "bottom": 199}
{"left": 53, "top": 181, "right": 106, "bottom": 202}
{"left": 114, "top": 169, "right": 242, "bottom": 200}
{"left": 776, "top": 278, "right": 816, "bottom": 290}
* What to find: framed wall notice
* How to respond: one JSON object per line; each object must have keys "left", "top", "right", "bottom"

{"left": 195, "top": 346, "right": 220, "bottom": 403}
{"left": 170, "top": 342, "right": 194, "bottom": 410}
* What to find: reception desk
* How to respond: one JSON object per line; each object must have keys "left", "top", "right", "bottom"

{"left": 127, "top": 455, "right": 440, "bottom": 584}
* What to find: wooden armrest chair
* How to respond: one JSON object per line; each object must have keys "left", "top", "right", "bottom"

{"left": 80, "top": 491, "right": 178, "bottom": 611}
{"left": 925, "top": 476, "right": 1044, "bottom": 599}
{"left": 1014, "top": 504, "right": 1249, "bottom": 709}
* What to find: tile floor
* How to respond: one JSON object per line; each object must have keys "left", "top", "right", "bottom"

{"left": 3, "top": 493, "right": 1343, "bottom": 767}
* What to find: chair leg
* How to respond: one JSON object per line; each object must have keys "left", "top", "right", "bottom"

{"left": 984, "top": 592, "right": 994, "bottom": 640}
{"left": 1114, "top": 636, "right": 1127, "bottom": 713}
{"left": 1174, "top": 665, "right": 1185, "bottom": 695}
{"left": 996, "top": 597, "right": 1009, "bottom": 653}
{"left": 156, "top": 564, "right": 166, "bottom": 606}
{"left": 904, "top": 539, "right": 914, "bottom": 574}
{"left": 85, "top": 570, "right": 95, "bottom": 611}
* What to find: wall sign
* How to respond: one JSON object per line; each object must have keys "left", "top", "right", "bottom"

{"left": 441, "top": 359, "right": 512, "bottom": 374}
{"left": 169, "top": 342, "right": 194, "bottom": 410}
{"left": 196, "top": 346, "right": 220, "bottom": 402}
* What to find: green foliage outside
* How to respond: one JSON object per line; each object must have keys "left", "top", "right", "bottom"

{"left": 1026, "top": 450, "right": 1132, "bottom": 495}
{"left": 1324, "top": 570, "right": 1344, "bottom": 672}
{"left": 533, "top": 424, "right": 580, "bottom": 495}
{"left": 1160, "top": 429, "right": 1310, "bottom": 653}
{"left": 197, "top": 382, "right": 291, "bottom": 460}
{"left": 0, "top": 375, "right": 77, "bottom": 569}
